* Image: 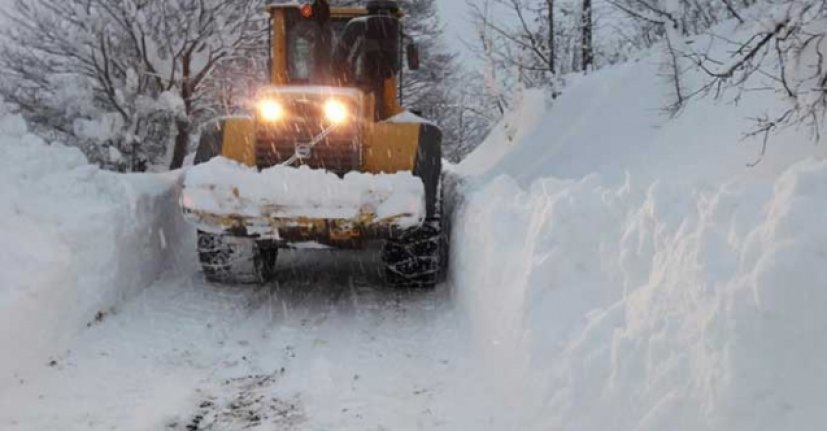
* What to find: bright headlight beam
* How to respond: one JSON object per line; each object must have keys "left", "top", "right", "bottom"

{"left": 324, "top": 99, "right": 349, "bottom": 124}
{"left": 258, "top": 99, "right": 285, "bottom": 122}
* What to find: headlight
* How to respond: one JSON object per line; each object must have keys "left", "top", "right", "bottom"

{"left": 324, "top": 99, "right": 349, "bottom": 124}
{"left": 258, "top": 99, "right": 285, "bottom": 122}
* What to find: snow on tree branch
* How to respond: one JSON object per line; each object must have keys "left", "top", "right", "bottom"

{"left": 0, "top": 0, "right": 264, "bottom": 171}
{"left": 659, "top": 0, "right": 827, "bottom": 164}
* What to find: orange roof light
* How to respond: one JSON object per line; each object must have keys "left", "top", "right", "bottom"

{"left": 300, "top": 3, "right": 314, "bottom": 18}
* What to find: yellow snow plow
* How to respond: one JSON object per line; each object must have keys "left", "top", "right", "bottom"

{"left": 180, "top": 0, "right": 445, "bottom": 287}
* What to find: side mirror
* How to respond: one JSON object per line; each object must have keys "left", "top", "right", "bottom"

{"left": 406, "top": 43, "right": 420, "bottom": 71}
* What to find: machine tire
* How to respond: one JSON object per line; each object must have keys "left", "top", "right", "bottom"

{"left": 381, "top": 221, "right": 446, "bottom": 288}
{"left": 197, "top": 231, "right": 278, "bottom": 285}
{"left": 382, "top": 181, "right": 447, "bottom": 289}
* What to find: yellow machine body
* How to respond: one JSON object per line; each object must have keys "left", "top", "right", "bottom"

{"left": 216, "top": 5, "right": 417, "bottom": 173}
{"left": 187, "top": 2, "right": 442, "bottom": 245}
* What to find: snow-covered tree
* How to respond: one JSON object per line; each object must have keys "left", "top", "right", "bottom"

{"left": 655, "top": 0, "right": 827, "bottom": 163}
{"left": 598, "top": 0, "right": 827, "bottom": 163}
{"left": 442, "top": 70, "right": 504, "bottom": 159}
{"left": 397, "top": 0, "right": 482, "bottom": 161}
{"left": 466, "top": 0, "right": 632, "bottom": 103}
{"left": 0, "top": 0, "right": 263, "bottom": 171}
{"left": 2, "top": 0, "right": 488, "bottom": 166}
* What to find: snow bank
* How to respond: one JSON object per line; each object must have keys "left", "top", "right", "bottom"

{"left": 459, "top": 55, "right": 827, "bottom": 188}
{"left": 0, "top": 114, "right": 190, "bottom": 385}
{"left": 453, "top": 160, "right": 827, "bottom": 430}
{"left": 457, "top": 89, "right": 547, "bottom": 178}
{"left": 451, "top": 16, "right": 827, "bottom": 430}
{"left": 183, "top": 157, "right": 425, "bottom": 227}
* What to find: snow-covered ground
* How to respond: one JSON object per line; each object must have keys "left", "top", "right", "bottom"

{"left": 3, "top": 12, "right": 827, "bottom": 431}
{"left": 0, "top": 252, "right": 480, "bottom": 430}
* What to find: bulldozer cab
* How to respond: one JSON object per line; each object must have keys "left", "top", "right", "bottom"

{"left": 267, "top": 1, "right": 405, "bottom": 120}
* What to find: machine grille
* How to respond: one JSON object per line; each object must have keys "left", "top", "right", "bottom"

{"left": 256, "top": 135, "right": 361, "bottom": 177}
{"left": 255, "top": 99, "right": 362, "bottom": 177}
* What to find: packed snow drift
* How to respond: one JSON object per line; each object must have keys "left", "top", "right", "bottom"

{"left": 454, "top": 160, "right": 827, "bottom": 430}
{"left": 450, "top": 22, "right": 827, "bottom": 431}
{"left": 182, "top": 157, "right": 426, "bottom": 232}
{"left": 0, "top": 112, "right": 189, "bottom": 388}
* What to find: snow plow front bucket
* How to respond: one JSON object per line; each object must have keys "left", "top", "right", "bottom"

{"left": 181, "top": 207, "right": 418, "bottom": 243}
{"left": 180, "top": 157, "right": 426, "bottom": 244}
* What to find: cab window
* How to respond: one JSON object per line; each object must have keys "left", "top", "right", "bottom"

{"left": 290, "top": 21, "right": 321, "bottom": 81}
{"left": 284, "top": 10, "right": 349, "bottom": 84}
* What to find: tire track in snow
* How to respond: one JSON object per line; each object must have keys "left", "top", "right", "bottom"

{"left": 0, "top": 249, "right": 463, "bottom": 431}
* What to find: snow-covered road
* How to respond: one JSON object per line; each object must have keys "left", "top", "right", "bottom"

{"left": 0, "top": 250, "right": 487, "bottom": 431}
{"left": 7, "top": 16, "right": 827, "bottom": 427}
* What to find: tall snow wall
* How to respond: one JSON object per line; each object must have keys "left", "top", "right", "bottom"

{"left": 0, "top": 114, "right": 193, "bottom": 386}
{"left": 450, "top": 24, "right": 827, "bottom": 430}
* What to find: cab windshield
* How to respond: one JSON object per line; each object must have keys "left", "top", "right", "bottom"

{"left": 284, "top": 10, "right": 350, "bottom": 84}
